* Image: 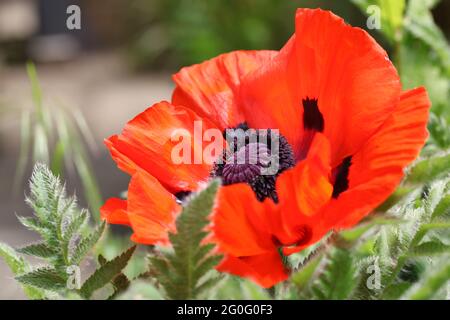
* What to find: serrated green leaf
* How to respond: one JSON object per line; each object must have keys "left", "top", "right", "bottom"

{"left": 309, "top": 248, "right": 358, "bottom": 300}
{"left": 0, "top": 243, "right": 46, "bottom": 299}
{"left": 17, "top": 216, "right": 44, "bottom": 234}
{"left": 406, "top": 154, "right": 450, "bottom": 184}
{"left": 62, "top": 209, "right": 89, "bottom": 243}
{"left": 17, "top": 242, "right": 57, "bottom": 259}
{"left": 108, "top": 273, "right": 131, "bottom": 300}
{"left": 291, "top": 253, "right": 323, "bottom": 290}
{"left": 79, "top": 246, "right": 136, "bottom": 299}
{"left": 150, "top": 180, "right": 221, "bottom": 299}
{"left": 192, "top": 255, "right": 223, "bottom": 284}
{"left": 0, "top": 243, "right": 28, "bottom": 274}
{"left": 193, "top": 274, "right": 224, "bottom": 298}
{"left": 16, "top": 267, "right": 66, "bottom": 291}
{"left": 411, "top": 240, "right": 450, "bottom": 256}
{"left": 431, "top": 193, "right": 450, "bottom": 222}
{"left": 69, "top": 222, "right": 105, "bottom": 265}
{"left": 339, "top": 217, "right": 402, "bottom": 243}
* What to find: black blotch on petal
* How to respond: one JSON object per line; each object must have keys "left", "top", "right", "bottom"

{"left": 332, "top": 156, "right": 352, "bottom": 198}
{"left": 302, "top": 98, "right": 324, "bottom": 132}
{"left": 175, "top": 191, "right": 191, "bottom": 204}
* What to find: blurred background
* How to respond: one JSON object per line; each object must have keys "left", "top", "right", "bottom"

{"left": 0, "top": 0, "right": 449, "bottom": 299}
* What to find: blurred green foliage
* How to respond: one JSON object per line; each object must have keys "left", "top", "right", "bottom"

{"left": 14, "top": 63, "right": 103, "bottom": 218}
{"left": 351, "top": 0, "right": 450, "bottom": 154}
{"left": 126, "top": 0, "right": 366, "bottom": 70}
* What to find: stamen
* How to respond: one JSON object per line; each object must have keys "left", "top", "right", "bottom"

{"left": 222, "top": 143, "right": 271, "bottom": 185}
{"left": 212, "top": 123, "right": 295, "bottom": 202}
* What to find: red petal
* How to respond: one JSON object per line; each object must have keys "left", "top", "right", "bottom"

{"left": 105, "top": 101, "right": 222, "bottom": 193}
{"left": 127, "top": 169, "right": 181, "bottom": 245}
{"left": 217, "top": 252, "right": 288, "bottom": 288}
{"left": 241, "top": 8, "right": 401, "bottom": 164}
{"left": 173, "top": 50, "right": 277, "bottom": 130}
{"left": 211, "top": 184, "right": 276, "bottom": 257}
{"left": 326, "top": 87, "right": 430, "bottom": 229}
{"left": 100, "top": 198, "right": 130, "bottom": 226}
{"left": 275, "top": 133, "right": 334, "bottom": 255}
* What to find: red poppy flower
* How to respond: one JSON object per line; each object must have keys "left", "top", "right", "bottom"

{"left": 101, "top": 8, "right": 430, "bottom": 287}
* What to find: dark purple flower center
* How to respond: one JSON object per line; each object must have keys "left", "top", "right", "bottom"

{"left": 212, "top": 123, "right": 295, "bottom": 202}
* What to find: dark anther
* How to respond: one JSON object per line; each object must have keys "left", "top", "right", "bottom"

{"left": 212, "top": 123, "right": 295, "bottom": 202}
{"left": 302, "top": 97, "right": 324, "bottom": 132}
{"left": 250, "top": 175, "right": 278, "bottom": 203}
{"left": 332, "top": 156, "right": 352, "bottom": 198}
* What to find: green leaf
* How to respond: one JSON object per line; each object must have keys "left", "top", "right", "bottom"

{"left": 309, "top": 248, "right": 358, "bottom": 300}
{"left": 108, "top": 273, "right": 131, "bottom": 300}
{"left": 339, "top": 217, "right": 402, "bottom": 243}
{"left": 382, "top": 282, "right": 413, "bottom": 300}
{"left": 291, "top": 253, "right": 323, "bottom": 291}
{"left": 150, "top": 180, "right": 221, "bottom": 299}
{"left": 115, "top": 280, "right": 164, "bottom": 300}
{"left": 73, "top": 151, "right": 103, "bottom": 220}
{"left": 26, "top": 62, "right": 43, "bottom": 116}
{"left": 16, "top": 267, "right": 67, "bottom": 291}
{"left": 60, "top": 199, "right": 84, "bottom": 233}
{"left": 0, "top": 243, "right": 45, "bottom": 299}
{"left": 404, "top": 0, "right": 450, "bottom": 74}
{"left": 53, "top": 107, "right": 102, "bottom": 218}
{"left": 350, "top": 0, "right": 405, "bottom": 43}
{"left": 69, "top": 222, "right": 105, "bottom": 265}
{"left": 406, "top": 154, "right": 450, "bottom": 184}
{"left": 0, "top": 243, "right": 28, "bottom": 274}
{"left": 97, "top": 254, "right": 131, "bottom": 300}
{"left": 61, "top": 208, "right": 89, "bottom": 260}
{"left": 50, "top": 139, "right": 66, "bottom": 176}
{"left": 411, "top": 240, "right": 450, "bottom": 256}
{"left": 431, "top": 192, "right": 450, "bottom": 222}
{"left": 79, "top": 246, "right": 136, "bottom": 299}
{"left": 16, "top": 216, "right": 44, "bottom": 235}
{"left": 402, "top": 258, "right": 450, "bottom": 300}
{"left": 13, "top": 109, "right": 32, "bottom": 194}
{"left": 17, "top": 242, "right": 57, "bottom": 259}
{"left": 211, "top": 276, "right": 270, "bottom": 300}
